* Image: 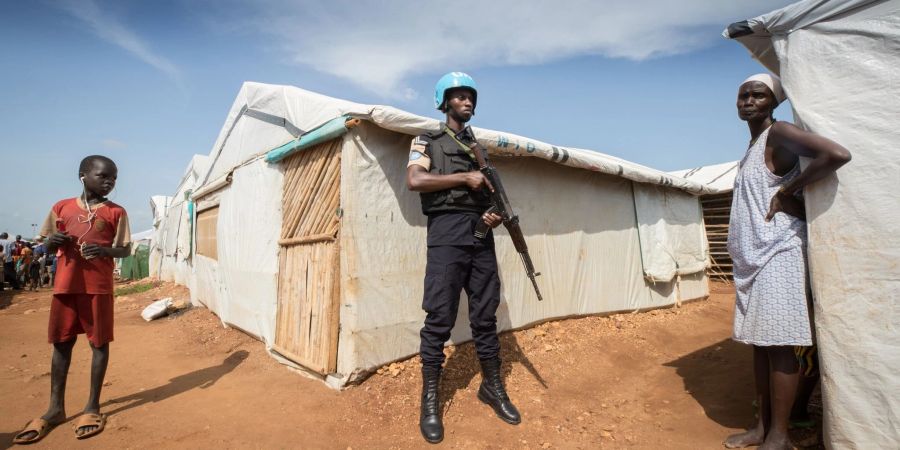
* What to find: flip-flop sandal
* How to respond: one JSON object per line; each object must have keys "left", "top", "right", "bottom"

{"left": 72, "top": 413, "right": 106, "bottom": 440}
{"left": 12, "top": 418, "right": 54, "bottom": 445}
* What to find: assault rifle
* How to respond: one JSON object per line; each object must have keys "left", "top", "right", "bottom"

{"left": 461, "top": 129, "right": 544, "bottom": 301}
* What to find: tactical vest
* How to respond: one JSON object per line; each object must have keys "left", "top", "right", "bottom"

{"left": 420, "top": 129, "right": 491, "bottom": 215}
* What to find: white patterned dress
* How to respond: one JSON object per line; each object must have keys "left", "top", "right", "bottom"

{"left": 727, "top": 125, "right": 812, "bottom": 347}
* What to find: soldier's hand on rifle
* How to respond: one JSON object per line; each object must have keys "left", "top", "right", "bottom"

{"left": 464, "top": 171, "right": 494, "bottom": 192}
{"left": 482, "top": 211, "right": 503, "bottom": 229}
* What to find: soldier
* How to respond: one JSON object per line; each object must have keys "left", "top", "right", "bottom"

{"left": 406, "top": 72, "right": 521, "bottom": 444}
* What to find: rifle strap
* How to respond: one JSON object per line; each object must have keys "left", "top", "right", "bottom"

{"left": 443, "top": 125, "right": 482, "bottom": 162}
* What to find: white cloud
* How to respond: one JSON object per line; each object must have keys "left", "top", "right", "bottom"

{"left": 57, "top": 0, "right": 183, "bottom": 85}
{"left": 217, "top": 0, "right": 791, "bottom": 98}
{"left": 101, "top": 138, "right": 127, "bottom": 150}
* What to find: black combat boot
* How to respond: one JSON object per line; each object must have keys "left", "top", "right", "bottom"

{"left": 419, "top": 365, "right": 444, "bottom": 443}
{"left": 477, "top": 358, "right": 521, "bottom": 424}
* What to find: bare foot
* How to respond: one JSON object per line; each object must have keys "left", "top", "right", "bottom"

{"left": 724, "top": 426, "right": 765, "bottom": 448}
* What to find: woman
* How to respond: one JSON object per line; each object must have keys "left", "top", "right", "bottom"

{"left": 724, "top": 73, "right": 851, "bottom": 450}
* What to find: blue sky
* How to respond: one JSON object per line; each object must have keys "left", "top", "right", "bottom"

{"left": 0, "top": 0, "right": 794, "bottom": 236}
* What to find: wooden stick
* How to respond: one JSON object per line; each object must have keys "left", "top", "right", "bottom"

{"left": 325, "top": 239, "right": 341, "bottom": 373}
{"left": 307, "top": 165, "right": 340, "bottom": 235}
{"left": 282, "top": 149, "right": 312, "bottom": 206}
{"left": 298, "top": 150, "right": 340, "bottom": 235}
{"left": 284, "top": 149, "right": 323, "bottom": 233}
{"left": 292, "top": 141, "right": 339, "bottom": 233}
{"left": 278, "top": 233, "right": 336, "bottom": 247}
{"left": 284, "top": 145, "right": 331, "bottom": 237}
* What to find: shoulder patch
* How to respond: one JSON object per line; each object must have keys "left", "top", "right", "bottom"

{"left": 410, "top": 135, "right": 430, "bottom": 153}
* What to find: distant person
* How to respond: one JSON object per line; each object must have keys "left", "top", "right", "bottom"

{"left": 17, "top": 244, "right": 33, "bottom": 287}
{"left": 33, "top": 237, "right": 48, "bottom": 289}
{"left": 724, "top": 74, "right": 851, "bottom": 450}
{"left": 29, "top": 253, "right": 43, "bottom": 291}
{"left": 33, "top": 236, "right": 47, "bottom": 259}
{"left": 13, "top": 234, "right": 25, "bottom": 260}
{"left": 0, "top": 242, "right": 5, "bottom": 290}
{"left": 47, "top": 252, "right": 57, "bottom": 287}
{"left": 6, "top": 235, "right": 24, "bottom": 289}
{"left": 0, "top": 232, "right": 17, "bottom": 290}
{"left": 13, "top": 155, "right": 131, "bottom": 444}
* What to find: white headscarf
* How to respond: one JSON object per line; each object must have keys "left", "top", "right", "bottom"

{"left": 741, "top": 73, "right": 786, "bottom": 105}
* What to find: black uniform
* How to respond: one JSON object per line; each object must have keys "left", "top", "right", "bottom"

{"left": 410, "top": 126, "right": 501, "bottom": 368}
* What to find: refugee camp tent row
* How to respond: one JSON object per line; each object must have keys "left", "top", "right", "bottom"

{"left": 150, "top": 155, "right": 210, "bottom": 286}
{"left": 727, "top": 0, "right": 900, "bottom": 447}
{"left": 151, "top": 81, "right": 717, "bottom": 387}
{"left": 148, "top": 195, "right": 171, "bottom": 280}
{"left": 670, "top": 161, "right": 738, "bottom": 280}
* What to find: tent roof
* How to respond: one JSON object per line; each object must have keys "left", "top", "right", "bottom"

{"left": 669, "top": 160, "right": 738, "bottom": 193}
{"left": 197, "top": 82, "right": 719, "bottom": 195}
{"left": 149, "top": 195, "right": 172, "bottom": 224}
{"left": 187, "top": 154, "right": 210, "bottom": 180}
{"left": 172, "top": 154, "right": 211, "bottom": 201}
{"left": 131, "top": 229, "right": 154, "bottom": 242}
{"left": 723, "top": 0, "right": 885, "bottom": 74}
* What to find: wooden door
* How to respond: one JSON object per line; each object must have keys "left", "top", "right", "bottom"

{"left": 273, "top": 139, "right": 342, "bottom": 374}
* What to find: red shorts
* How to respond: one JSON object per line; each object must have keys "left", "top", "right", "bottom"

{"left": 48, "top": 294, "right": 114, "bottom": 347}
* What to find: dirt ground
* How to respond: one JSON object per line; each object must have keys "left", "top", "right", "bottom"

{"left": 0, "top": 281, "right": 822, "bottom": 449}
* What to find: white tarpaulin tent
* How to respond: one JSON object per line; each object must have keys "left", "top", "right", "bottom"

{"left": 726, "top": 0, "right": 900, "bottom": 447}
{"left": 148, "top": 195, "right": 171, "bottom": 279}
{"left": 670, "top": 161, "right": 740, "bottom": 280}
{"left": 131, "top": 229, "right": 153, "bottom": 244}
{"left": 152, "top": 155, "right": 209, "bottom": 285}
{"left": 172, "top": 81, "right": 713, "bottom": 386}
{"left": 669, "top": 161, "right": 738, "bottom": 193}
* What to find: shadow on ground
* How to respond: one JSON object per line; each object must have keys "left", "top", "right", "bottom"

{"left": 664, "top": 338, "right": 754, "bottom": 429}
{"left": 101, "top": 350, "right": 249, "bottom": 417}
{"left": 1, "top": 431, "right": 19, "bottom": 450}
{"left": 441, "top": 332, "right": 546, "bottom": 415}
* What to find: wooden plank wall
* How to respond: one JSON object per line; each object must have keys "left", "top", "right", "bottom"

{"left": 274, "top": 241, "right": 340, "bottom": 373}
{"left": 701, "top": 192, "right": 733, "bottom": 280}
{"left": 273, "top": 139, "right": 342, "bottom": 374}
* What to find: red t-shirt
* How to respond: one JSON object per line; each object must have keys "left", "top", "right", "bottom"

{"left": 40, "top": 198, "right": 131, "bottom": 295}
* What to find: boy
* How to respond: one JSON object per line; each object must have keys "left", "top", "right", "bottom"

{"left": 13, "top": 155, "right": 131, "bottom": 444}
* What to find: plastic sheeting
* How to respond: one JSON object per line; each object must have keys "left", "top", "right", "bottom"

{"left": 152, "top": 155, "right": 210, "bottom": 285}
{"left": 633, "top": 183, "right": 709, "bottom": 282}
{"left": 171, "top": 81, "right": 711, "bottom": 385}
{"left": 120, "top": 243, "right": 150, "bottom": 280}
{"left": 727, "top": 1, "right": 900, "bottom": 447}
{"left": 669, "top": 161, "right": 739, "bottom": 193}
{"left": 191, "top": 159, "right": 282, "bottom": 343}
{"left": 337, "top": 122, "right": 708, "bottom": 379}
{"left": 148, "top": 195, "right": 171, "bottom": 279}
{"left": 200, "top": 82, "right": 716, "bottom": 196}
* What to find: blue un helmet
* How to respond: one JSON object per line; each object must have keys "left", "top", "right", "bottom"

{"left": 434, "top": 72, "right": 477, "bottom": 111}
